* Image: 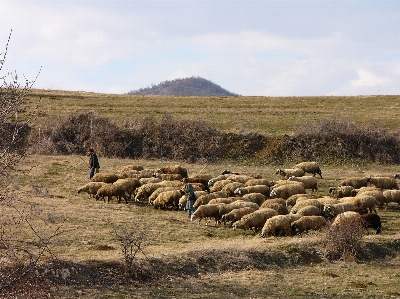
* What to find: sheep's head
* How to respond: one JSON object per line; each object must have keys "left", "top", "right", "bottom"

{"left": 328, "top": 187, "right": 335, "bottom": 194}
{"left": 207, "top": 179, "right": 215, "bottom": 187}
{"left": 222, "top": 169, "right": 231, "bottom": 175}
{"left": 270, "top": 190, "right": 277, "bottom": 198}
{"left": 190, "top": 214, "right": 197, "bottom": 222}
{"left": 233, "top": 188, "right": 241, "bottom": 196}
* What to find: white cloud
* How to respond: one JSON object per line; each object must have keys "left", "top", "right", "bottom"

{"left": 351, "top": 70, "right": 390, "bottom": 87}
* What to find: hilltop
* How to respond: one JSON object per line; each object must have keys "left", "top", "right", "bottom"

{"left": 127, "top": 76, "right": 239, "bottom": 96}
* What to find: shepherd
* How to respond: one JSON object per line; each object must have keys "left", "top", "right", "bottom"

{"left": 182, "top": 177, "right": 197, "bottom": 218}
{"left": 88, "top": 148, "right": 100, "bottom": 180}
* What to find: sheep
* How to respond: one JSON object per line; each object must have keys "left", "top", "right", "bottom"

{"left": 139, "top": 168, "right": 162, "bottom": 178}
{"left": 330, "top": 211, "right": 361, "bottom": 228}
{"left": 120, "top": 164, "right": 144, "bottom": 173}
{"left": 190, "top": 173, "right": 213, "bottom": 181}
{"left": 148, "top": 186, "right": 180, "bottom": 205}
{"left": 367, "top": 176, "right": 399, "bottom": 190}
{"left": 293, "top": 161, "right": 323, "bottom": 178}
{"left": 134, "top": 182, "right": 164, "bottom": 201}
{"left": 119, "top": 169, "right": 141, "bottom": 179}
{"left": 270, "top": 184, "right": 306, "bottom": 200}
{"left": 187, "top": 177, "right": 211, "bottom": 192}
{"left": 317, "top": 196, "right": 340, "bottom": 206}
{"left": 271, "top": 180, "right": 303, "bottom": 189}
{"left": 275, "top": 168, "right": 305, "bottom": 179}
{"left": 139, "top": 177, "right": 162, "bottom": 185}
{"left": 339, "top": 177, "right": 369, "bottom": 189}
{"left": 322, "top": 202, "right": 355, "bottom": 220}
{"left": 178, "top": 191, "right": 209, "bottom": 210}
{"left": 91, "top": 173, "right": 120, "bottom": 184}
{"left": 234, "top": 185, "right": 270, "bottom": 198}
{"left": 153, "top": 190, "right": 183, "bottom": 210}
{"left": 260, "top": 198, "right": 287, "bottom": 208}
{"left": 191, "top": 204, "right": 221, "bottom": 225}
{"left": 261, "top": 202, "right": 289, "bottom": 215}
{"left": 220, "top": 207, "right": 257, "bottom": 226}
{"left": 159, "top": 165, "right": 188, "bottom": 178}
{"left": 225, "top": 174, "right": 254, "bottom": 184}
{"left": 352, "top": 194, "right": 379, "bottom": 213}
{"left": 153, "top": 173, "right": 183, "bottom": 181}
{"left": 77, "top": 182, "right": 107, "bottom": 197}
{"left": 193, "top": 191, "right": 228, "bottom": 208}
{"left": 328, "top": 186, "right": 356, "bottom": 198}
{"left": 287, "top": 176, "right": 318, "bottom": 192}
{"left": 382, "top": 189, "right": 400, "bottom": 205}
{"left": 245, "top": 178, "right": 274, "bottom": 187}
{"left": 221, "top": 182, "right": 245, "bottom": 197}
{"left": 95, "top": 184, "right": 129, "bottom": 203}
{"left": 241, "top": 192, "right": 266, "bottom": 206}
{"left": 232, "top": 208, "right": 279, "bottom": 234}
{"left": 260, "top": 214, "right": 302, "bottom": 237}
{"left": 296, "top": 205, "right": 321, "bottom": 216}
{"left": 208, "top": 197, "right": 239, "bottom": 205}
{"left": 207, "top": 175, "right": 230, "bottom": 187}
{"left": 285, "top": 194, "right": 312, "bottom": 207}
{"left": 229, "top": 200, "right": 260, "bottom": 211}
{"left": 113, "top": 178, "right": 141, "bottom": 199}
{"left": 290, "top": 199, "right": 323, "bottom": 214}
{"left": 360, "top": 213, "right": 382, "bottom": 234}
{"left": 290, "top": 216, "right": 327, "bottom": 235}
{"left": 209, "top": 179, "right": 234, "bottom": 193}
{"left": 354, "top": 189, "right": 385, "bottom": 209}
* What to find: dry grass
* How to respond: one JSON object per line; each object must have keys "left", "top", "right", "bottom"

{"left": 25, "top": 90, "right": 400, "bottom": 135}
{"left": 3, "top": 154, "right": 400, "bottom": 298}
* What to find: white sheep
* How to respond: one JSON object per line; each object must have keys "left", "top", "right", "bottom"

{"left": 293, "top": 161, "right": 323, "bottom": 178}
{"left": 120, "top": 164, "right": 144, "bottom": 173}
{"left": 77, "top": 182, "right": 107, "bottom": 197}
{"left": 209, "top": 179, "right": 234, "bottom": 193}
{"left": 342, "top": 194, "right": 378, "bottom": 213}
{"left": 134, "top": 182, "right": 164, "bottom": 201}
{"left": 208, "top": 197, "right": 239, "bottom": 205}
{"left": 260, "top": 198, "right": 287, "bottom": 208}
{"left": 382, "top": 190, "right": 400, "bottom": 205}
{"left": 260, "top": 202, "right": 289, "bottom": 215}
{"left": 322, "top": 202, "right": 355, "bottom": 219}
{"left": 330, "top": 211, "right": 361, "bottom": 228}
{"left": 113, "top": 178, "right": 141, "bottom": 199}
{"left": 220, "top": 207, "right": 257, "bottom": 226}
{"left": 234, "top": 185, "right": 270, "bottom": 198}
{"left": 328, "top": 186, "right": 356, "bottom": 198}
{"left": 153, "top": 173, "right": 183, "bottom": 181}
{"left": 159, "top": 165, "right": 188, "bottom": 178}
{"left": 153, "top": 190, "right": 183, "bottom": 210}
{"left": 290, "top": 199, "right": 323, "bottom": 214}
{"left": 260, "top": 214, "right": 301, "bottom": 237}
{"left": 287, "top": 176, "right": 318, "bottom": 192}
{"left": 355, "top": 189, "right": 385, "bottom": 209}
{"left": 271, "top": 180, "right": 303, "bottom": 189}
{"left": 139, "top": 177, "right": 162, "bottom": 185}
{"left": 91, "top": 173, "right": 120, "bottom": 184}
{"left": 275, "top": 168, "right": 305, "bottom": 179}
{"left": 191, "top": 204, "right": 222, "bottom": 225}
{"left": 270, "top": 184, "right": 306, "bottom": 200}
{"left": 193, "top": 191, "right": 228, "bottom": 208}
{"left": 296, "top": 205, "right": 321, "bottom": 216}
{"left": 225, "top": 174, "right": 254, "bottom": 184}
{"left": 229, "top": 200, "right": 260, "bottom": 211}
{"left": 241, "top": 192, "right": 266, "bottom": 206}
{"left": 148, "top": 186, "right": 180, "bottom": 205}
{"left": 290, "top": 216, "right": 327, "bottom": 235}
{"left": 95, "top": 184, "right": 129, "bottom": 203}
{"left": 367, "top": 176, "right": 399, "bottom": 190}
{"left": 285, "top": 194, "right": 312, "bottom": 207}
{"left": 207, "top": 175, "right": 230, "bottom": 187}
{"left": 221, "top": 181, "right": 245, "bottom": 197}
{"left": 232, "top": 208, "right": 278, "bottom": 234}
{"left": 339, "top": 177, "right": 369, "bottom": 189}
{"left": 245, "top": 178, "right": 274, "bottom": 187}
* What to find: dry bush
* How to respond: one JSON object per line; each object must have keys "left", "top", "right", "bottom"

{"left": 319, "top": 216, "right": 366, "bottom": 261}
{"left": 282, "top": 117, "right": 400, "bottom": 164}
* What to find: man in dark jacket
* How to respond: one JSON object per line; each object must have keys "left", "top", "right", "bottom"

{"left": 88, "top": 148, "right": 100, "bottom": 180}
{"left": 182, "top": 177, "right": 197, "bottom": 218}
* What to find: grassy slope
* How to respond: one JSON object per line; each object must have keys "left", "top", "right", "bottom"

{"left": 26, "top": 90, "right": 400, "bottom": 135}
{"left": 10, "top": 154, "right": 400, "bottom": 298}
{"left": 6, "top": 90, "right": 400, "bottom": 297}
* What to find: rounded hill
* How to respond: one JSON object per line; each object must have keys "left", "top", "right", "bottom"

{"left": 127, "top": 76, "right": 239, "bottom": 96}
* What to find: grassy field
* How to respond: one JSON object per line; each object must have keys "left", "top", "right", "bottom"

{"left": 25, "top": 89, "right": 400, "bottom": 135}
{"left": 2, "top": 89, "right": 400, "bottom": 298}
{"left": 7, "top": 153, "right": 400, "bottom": 298}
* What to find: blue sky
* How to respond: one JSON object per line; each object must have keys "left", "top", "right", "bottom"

{"left": 1, "top": 0, "right": 399, "bottom": 96}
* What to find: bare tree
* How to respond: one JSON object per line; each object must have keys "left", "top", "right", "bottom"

{"left": 0, "top": 30, "right": 63, "bottom": 296}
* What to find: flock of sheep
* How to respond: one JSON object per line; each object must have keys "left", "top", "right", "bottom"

{"left": 76, "top": 161, "right": 400, "bottom": 237}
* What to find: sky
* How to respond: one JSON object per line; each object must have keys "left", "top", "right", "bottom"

{"left": 1, "top": 0, "right": 400, "bottom": 96}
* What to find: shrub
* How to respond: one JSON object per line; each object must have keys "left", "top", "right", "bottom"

{"left": 319, "top": 216, "right": 366, "bottom": 261}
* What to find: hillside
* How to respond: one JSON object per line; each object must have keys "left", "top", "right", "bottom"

{"left": 127, "top": 76, "right": 239, "bottom": 96}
